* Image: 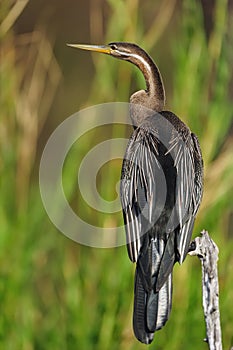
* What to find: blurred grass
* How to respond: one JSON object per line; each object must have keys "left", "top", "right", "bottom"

{"left": 0, "top": 0, "right": 233, "bottom": 349}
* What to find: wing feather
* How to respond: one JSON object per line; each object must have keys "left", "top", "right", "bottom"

{"left": 121, "top": 114, "right": 203, "bottom": 265}
{"left": 166, "top": 129, "right": 203, "bottom": 263}
{"left": 121, "top": 127, "right": 160, "bottom": 262}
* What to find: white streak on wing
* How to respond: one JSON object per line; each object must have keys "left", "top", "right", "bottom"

{"left": 128, "top": 206, "right": 137, "bottom": 260}
{"left": 184, "top": 150, "right": 188, "bottom": 207}
{"left": 165, "top": 136, "right": 179, "bottom": 155}
{"left": 177, "top": 218, "right": 192, "bottom": 261}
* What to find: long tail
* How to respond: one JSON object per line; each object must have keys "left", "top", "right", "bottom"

{"left": 133, "top": 270, "right": 173, "bottom": 344}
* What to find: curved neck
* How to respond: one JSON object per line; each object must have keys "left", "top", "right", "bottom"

{"left": 128, "top": 49, "right": 165, "bottom": 111}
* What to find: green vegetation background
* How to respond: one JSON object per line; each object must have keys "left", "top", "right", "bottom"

{"left": 0, "top": 0, "right": 232, "bottom": 349}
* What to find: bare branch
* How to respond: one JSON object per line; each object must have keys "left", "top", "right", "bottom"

{"left": 189, "top": 230, "right": 222, "bottom": 350}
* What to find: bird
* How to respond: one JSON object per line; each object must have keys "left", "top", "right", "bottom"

{"left": 68, "top": 42, "right": 203, "bottom": 344}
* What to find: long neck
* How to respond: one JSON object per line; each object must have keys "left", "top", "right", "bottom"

{"left": 142, "top": 58, "right": 165, "bottom": 107}
{"left": 129, "top": 49, "right": 165, "bottom": 112}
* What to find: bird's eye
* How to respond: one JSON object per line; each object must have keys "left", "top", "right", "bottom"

{"left": 110, "top": 44, "right": 117, "bottom": 50}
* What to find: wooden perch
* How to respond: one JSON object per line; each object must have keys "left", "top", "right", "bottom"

{"left": 189, "top": 230, "right": 222, "bottom": 350}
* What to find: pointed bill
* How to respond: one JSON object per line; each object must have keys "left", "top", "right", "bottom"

{"left": 66, "top": 44, "right": 111, "bottom": 54}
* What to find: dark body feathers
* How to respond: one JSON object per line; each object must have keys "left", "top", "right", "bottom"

{"left": 120, "top": 111, "right": 203, "bottom": 344}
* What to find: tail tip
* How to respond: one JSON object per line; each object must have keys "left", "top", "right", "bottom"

{"left": 134, "top": 331, "right": 154, "bottom": 344}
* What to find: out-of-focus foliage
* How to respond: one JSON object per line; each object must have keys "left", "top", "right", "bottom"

{"left": 0, "top": 0, "right": 232, "bottom": 349}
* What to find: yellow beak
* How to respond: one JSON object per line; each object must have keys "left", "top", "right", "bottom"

{"left": 67, "top": 43, "right": 111, "bottom": 54}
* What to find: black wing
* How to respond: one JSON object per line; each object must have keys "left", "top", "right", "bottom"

{"left": 120, "top": 115, "right": 203, "bottom": 265}
{"left": 165, "top": 128, "right": 203, "bottom": 263}
{"left": 120, "top": 125, "right": 161, "bottom": 262}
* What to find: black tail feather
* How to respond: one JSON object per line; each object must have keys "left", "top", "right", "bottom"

{"left": 133, "top": 269, "right": 173, "bottom": 344}
{"left": 133, "top": 268, "right": 155, "bottom": 344}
